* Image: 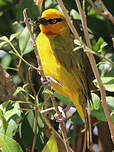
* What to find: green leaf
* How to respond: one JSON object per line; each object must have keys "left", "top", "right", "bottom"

{"left": 9, "top": 32, "right": 20, "bottom": 41}
{"left": 93, "top": 77, "right": 114, "bottom": 92}
{"left": 1, "top": 54, "right": 12, "bottom": 69}
{"left": 19, "top": 27, "right": 30, "bottom": 53}
{"left": 6, "top": 119, "right": 19, "bottom": 138}
{"left": 70, "top": 9, "right": 80, "bottom": 20}
{"left": 0, "top": 133, "right": 23, "bottom": 152}
{"left": 4, "top": 108, "right": 21, "bottom": 121}
{"left": 88, "top": 93, "right": 101, "bottom": 111}
{"left": 38, "top": 112, "right": 44, "bottom": 128}
{"left": 43, "top": 89, "right": 71, "bottom": 105}
{"left": 73, "top": 46, "right": 82, "bottom": 52}
{"left": 42, "top": 134, "right": 58, "bottom": 152}
{"left": 19, "top": 27, "right": 33, "bottom": 55}
{"left": 0, "top": 109, "right": 8, "bottom": 134}
{"left": 74, "top": 39, "right": 82, "bottom": 46}
{"left": 92, "top": 37, "right": 104, "bottom": 52}
{"left": 106, "top": 96, "right": 114, "bottom": 112}
{"left": 0, "top": 36, "right": 9, "bottom": 42}
{"left": 89, "top": 94, "right": 114, "bottom": 122}
{"left": 53, "top": 92, "right": 70, "bottom": 105}
{"left": 43, "top": 89, "right": 70, "bottom": 105}
{"left": 0, "top": 41, "right": 7, "bottom": 48}
{"left": 19, "top": 111, "right": 44, "bottom": 150}
{"left": 23, "top": 38, "right": 34, "bottom": 55}
{"left": 19, "top": 111, "right": 35, "bottom": 147}
{"left": 5, "top": 103, "right": 21, "bottom": 137}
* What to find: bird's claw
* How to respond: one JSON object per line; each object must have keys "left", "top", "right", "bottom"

{"left": 55, "top": 115, "right": 65, "bottom": 122}
{"left": 41, "top": 77, "right": 51, "bottom": 87}
{"left": 54, "top": 106, "right": 66, "bottom": 122}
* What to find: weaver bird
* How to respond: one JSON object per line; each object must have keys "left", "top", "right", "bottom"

{"left": 36, "top": 9, "right": 91, "bottom": 121}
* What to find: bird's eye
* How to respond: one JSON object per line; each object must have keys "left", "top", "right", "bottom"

{"left": 47, "top": 18, "right": 62, "bottom": 24}
{"left": 52, "top": 19, "right": 57, "bottom": 24}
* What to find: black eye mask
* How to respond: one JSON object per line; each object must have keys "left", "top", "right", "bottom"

{"left": 35, "top": 18, "right": 63, "bottom": 25}
{"left": 47, "top": 18, "right": 63, "bottom": 24}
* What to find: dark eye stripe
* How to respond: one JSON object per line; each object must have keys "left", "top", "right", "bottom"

{"left": 47, "top": 18, "right": 63, "bottom": 24}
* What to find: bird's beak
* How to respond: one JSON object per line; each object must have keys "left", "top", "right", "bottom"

{"left": 34, "top": 18, "right": 48, "bottom": 25}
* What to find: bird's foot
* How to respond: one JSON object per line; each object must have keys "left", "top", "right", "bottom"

{"left": 41, "top": 76, "right": 51, "bottom": 87}
{"left": 54, "top": 106, "right": 66, "bottom": 122}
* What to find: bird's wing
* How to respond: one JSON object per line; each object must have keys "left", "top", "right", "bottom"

{"left": 53, "top": 34, "right": 90, "bottom": 100}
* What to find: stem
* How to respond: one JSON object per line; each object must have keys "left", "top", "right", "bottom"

{"left": 56, "top": 0, "right": 80, "bottom": 40}
{"left": 50, "top": 94, "right": 72, "bottom": 152}
{"left": 88, "top": 0, "right": 114, "bottom": 24}
{"left": 84, "top": 47, "right": 114, "bottom": 66}
{"left": 9, "top": 41, "right": 38, "bottom": 71}
{"left": 75, "top": 0, "right": 114, "bottom": 143}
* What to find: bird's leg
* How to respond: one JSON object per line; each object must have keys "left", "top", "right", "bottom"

{"left": 40, "top": 76, "right": 51, "bottom": 87}
{"left": 54, "top": 106, "right": 66, "bottom": 122}
{"left": 55, "top": 103, "right": 73, "bottom": 122}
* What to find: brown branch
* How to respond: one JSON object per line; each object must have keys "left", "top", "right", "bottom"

{"left": 88, "top": 0, "right": 114, "bottom": 24}
{"left": 49, "top": 95, "right": 72, "bottom": 152}
{"left": 23, "top": 9, "right": 44, "bottom": 77}
{"left": 75, "top": 0, "right": 114, "bottom": 144}
{"left": 23, "top": 9, "right": 71, "bottom": 152}
{"left": 57, "top": 0, "right": 80, "bottom": 40}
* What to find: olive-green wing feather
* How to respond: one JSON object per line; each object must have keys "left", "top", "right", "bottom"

{"left": 53, "top": 34, "right": 90, "bottom": 101}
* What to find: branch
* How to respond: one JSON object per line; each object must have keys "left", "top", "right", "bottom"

{"left": 23, "top": 9, "right": 44, "bottom": 76}
{"left": 23, "top": 9, "right": 71, "bottom": 152}
{"left": 75, "top": 0, "right": 114, "bottom": 143}
{"left": 56, "top": 0, "right": 80, "bottom": 40}
{"left": 88, "top": 0, "right": 114, "bottom": 24}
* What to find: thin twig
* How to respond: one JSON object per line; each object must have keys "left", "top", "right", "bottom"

{"left": 50, "top": 94, "right": 72, "bottom": 152}
{"left": 86, "top": 108, "right": 92, "bottom": 147}
{"left": 88, "top": 0, "right": 114, "bottom": 24}
{"left": 9, "top": 41, "right": 38, "bottom": 71}
{"left": 28, "top": 67, "right": 39, "bottom": 152}
{"left": 23, "top": 8, "right": 71, "bottom": 152}
{"left": 85, "top": 49, "right": 114, "bottom": 66}
{"left": 56, "top": 0, "right": 80, "bottom": 40}
{"left": 83, "top": 109, "right": 87, "bottom": 152}
{"left": 75, "top": 0, "right": 114, "bottom": 143}
{"left": 23, "top": 9, "right": 44, "bottom": 77}
{"left": 40, "top": 107, "right": 55, "bottom": 114}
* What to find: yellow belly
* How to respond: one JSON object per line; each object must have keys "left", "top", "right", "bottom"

{"left": 36, "top": 33, "right": 85, "bottom": 120}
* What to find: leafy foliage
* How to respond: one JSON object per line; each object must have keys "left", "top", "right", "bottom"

{"left": 0, "top": 133, "right": 23, "bottom": 152}
{"left": 0, "top": 0, "right": 114, "bottom": 151}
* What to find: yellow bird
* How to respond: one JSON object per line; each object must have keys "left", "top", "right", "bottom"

{"left": 36, "top": 9, "right": 90, "bottom": 121}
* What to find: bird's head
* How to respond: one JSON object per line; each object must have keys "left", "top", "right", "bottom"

{"left": 35, "top": 9, "right": 69, "bottom": 35}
